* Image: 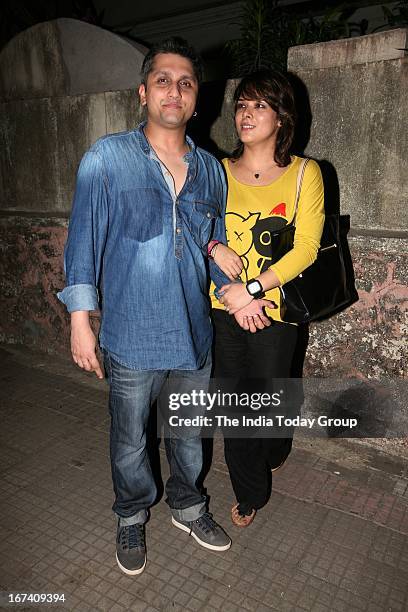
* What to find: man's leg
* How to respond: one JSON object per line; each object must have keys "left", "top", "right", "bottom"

{"left": 163, "top": 350, "right": 231, "bottom": 551}
{"left": 104, "top": 351, "right": 166, "bottom": 574}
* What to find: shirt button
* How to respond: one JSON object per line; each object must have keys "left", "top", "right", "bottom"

{"left": 206, "top": 212, "right": 211, "bottom": 218}
{"left": 176, "top": 228, "right": 182, "bottom": 234}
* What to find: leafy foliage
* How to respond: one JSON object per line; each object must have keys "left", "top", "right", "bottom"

{"left": 377, "top": 1, "right": 408, "bottom": 30}
{"left": 225, "top": 0, "right": 371, "bottom": 75}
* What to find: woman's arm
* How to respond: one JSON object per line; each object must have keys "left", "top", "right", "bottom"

{"left": 219, "top": 160, "right": 325, "bottom": 313}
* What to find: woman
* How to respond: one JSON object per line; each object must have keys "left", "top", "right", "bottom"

{"left": 211, "top": 70, "right": 324, "bottom": 527}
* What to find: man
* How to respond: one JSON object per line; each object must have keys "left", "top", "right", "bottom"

{"left": 58, "top": 38, "right": 237, "bottom": 576}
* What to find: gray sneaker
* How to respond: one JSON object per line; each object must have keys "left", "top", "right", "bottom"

{"left": 116, "top": 522, "right": 146, "bottom": 575}
{"left": 172, "top": 512, "right": 231, "bottom": 551}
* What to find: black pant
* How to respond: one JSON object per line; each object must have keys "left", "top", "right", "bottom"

{"left": 212, "top": 309, "right": 299, "bottom": 512}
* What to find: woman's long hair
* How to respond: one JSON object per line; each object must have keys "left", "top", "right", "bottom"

{"left": 232, "top": 70, "right": 297, "bottom": 167}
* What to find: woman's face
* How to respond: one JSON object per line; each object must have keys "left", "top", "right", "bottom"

{"left": 235, "top": 98, "right": 281, "bottom": 147}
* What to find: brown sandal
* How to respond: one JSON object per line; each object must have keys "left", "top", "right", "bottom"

{"left": 231, "top": 503, "right": 256, "bottom": 528}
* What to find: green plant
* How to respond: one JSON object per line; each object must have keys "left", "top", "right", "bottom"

{"left": 225, "top": 0, "right": 367, "bottom": 75}
{"left": 375, "top": 1, "right": 408, "bottom": 30}
{"left": 224, "top": 0, "right": 280, "bottom": 75}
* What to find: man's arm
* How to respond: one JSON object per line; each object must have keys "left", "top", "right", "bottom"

{"left": 211, "top": 243, "right": 243, "bottom": 281}
{"left": 208, "top": 165, "right": 240, "bottom": 290}
{"left": 57, "top": 148, "right": 109, "bottom": 377}
{"left": 234, "top": 299, "right": 277, "bottom": 332}
{"left": 71, "top": 311, "right": 104, "bottom": 379}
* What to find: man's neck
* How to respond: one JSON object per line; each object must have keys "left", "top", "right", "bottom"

{"left": 144, "top": 122, "right": 188, "bottom": 157}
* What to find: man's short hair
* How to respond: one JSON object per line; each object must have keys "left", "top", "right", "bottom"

{"left": 141, "top": 37, "right": 203, "bottom": 86}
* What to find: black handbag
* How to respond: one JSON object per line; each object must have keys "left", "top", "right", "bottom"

{"left": 269, "top": 158, "right": 352, "bottom": 324}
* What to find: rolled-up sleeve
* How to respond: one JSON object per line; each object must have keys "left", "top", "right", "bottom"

{"left": 57, "top": 148, "right": 109, "bottom": 312}
{"left": 57, "top": 284, "right": 99, "bottom": 313}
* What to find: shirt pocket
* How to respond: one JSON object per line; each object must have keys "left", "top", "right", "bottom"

{"left": 190, "top": 200, "right": 220, "bottom": 247}
{"left": 120, "top": 188, "right": 163, "bottom": 242}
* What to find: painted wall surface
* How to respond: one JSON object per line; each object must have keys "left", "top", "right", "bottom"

{"left": 306, "top": 237, "right": 408, "bottom": 378}
{"left": 1, "top": 222, "right": 406, "bottom": 378}
{"left": 0, "top": 24, "right": 407, "bottom": 379}
{"left": 0, "top": 219, "right": 69, "bottom": 348}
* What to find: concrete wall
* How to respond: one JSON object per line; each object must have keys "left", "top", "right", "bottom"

{"left": 0, "top": 19, "right": 145, "bottom": 351}
{"left": 0, "top": 24, "right": 406, "bottom": 378}
{"left": 0, "top": 19, "right": 146, "bottom": 213}
{"left": 285, "top": 29, "right": 407, "bottom": 377}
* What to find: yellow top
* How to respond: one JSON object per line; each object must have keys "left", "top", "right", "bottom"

{"left": 210, "top": 156, "right": 325, "bottom": 322}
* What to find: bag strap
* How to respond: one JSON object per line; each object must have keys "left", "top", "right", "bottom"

{"left": 290, "top": 157, "right": 309, "bottom": 226}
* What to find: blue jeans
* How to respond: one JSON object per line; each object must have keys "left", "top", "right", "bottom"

{"left": 103, "top": 350, "right": 210, "bottom": 527}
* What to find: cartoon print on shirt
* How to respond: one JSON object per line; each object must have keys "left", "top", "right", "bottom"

{"left": 269, "top": 202, "right": 286, "bottom": 217}
{"left": 251, "top": 203, "right": 288, "bottom": 273}
{"left": 226, "top": 203, "right": 289, "bottom": 278}
{"left": 225, "top": 211, "right": 260, "bottom": 281}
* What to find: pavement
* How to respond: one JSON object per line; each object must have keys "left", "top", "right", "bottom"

{"left": 0, "top": 344, "right": 407, "bottom": 612}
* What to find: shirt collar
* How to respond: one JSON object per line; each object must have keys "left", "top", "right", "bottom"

{"left": 136, "top": 121, "right": 197, "bottom": 159}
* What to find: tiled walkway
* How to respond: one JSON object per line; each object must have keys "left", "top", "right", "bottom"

{"left": 0, "top": 346, "right": 407, "bottom": 611}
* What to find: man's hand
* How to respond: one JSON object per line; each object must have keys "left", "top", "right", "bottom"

{"left": 71, "top": 311, "right": 104, "bottom": 379}
{"left": 213, "top": 244, "right": 243, "bottom": 280}
{"left": 218, "top": 281, "right": 253, "bottom": 314}
{"left": 234, "top": 299, "right": 277, "bottom": 332}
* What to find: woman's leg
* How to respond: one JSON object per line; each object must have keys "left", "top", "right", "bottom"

{"left": 212, "top": 310, "right": 270, "bottom": 515}
{"left": 245, "top": 321, "right": 298, "bottom": 470}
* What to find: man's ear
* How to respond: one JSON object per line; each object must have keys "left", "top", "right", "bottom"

{"left": 138, "top": 84, "right": 147, "bottom": 106}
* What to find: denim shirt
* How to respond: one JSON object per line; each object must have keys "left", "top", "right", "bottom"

{"left": 57, "top": 123, "right": 229, "bottom": 370}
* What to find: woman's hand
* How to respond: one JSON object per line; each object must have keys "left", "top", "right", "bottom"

{"left": 213, "top": 244, "right": 243, "bottom": 281}
{"left": 234, "top": 299, "right": 277, "bottom": 333}
{"left": 218, "top": 282, "right": 253, "bottom": 313}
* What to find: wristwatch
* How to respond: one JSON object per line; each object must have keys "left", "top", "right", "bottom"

{"left": 246, "top": 278, "right": 265, "bottom": 299}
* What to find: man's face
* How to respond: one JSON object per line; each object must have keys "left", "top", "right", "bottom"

{"left": 139, "top": 53, "right": 199, "bottom": 130}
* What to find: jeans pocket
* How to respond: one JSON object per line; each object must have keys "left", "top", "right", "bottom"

{"left": 120, "top": 188, "right": 163, "bottom": 242}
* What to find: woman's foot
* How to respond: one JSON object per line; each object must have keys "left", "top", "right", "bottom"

{"left": 271, "top": 458, "right": 287, "bottom": 472}
{"left": 231, "top": 503, "right": 256, "bottom": 528}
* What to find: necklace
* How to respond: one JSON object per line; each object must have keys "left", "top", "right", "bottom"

{"left": 238, "top": 160, "right": 279, "bottom": 179}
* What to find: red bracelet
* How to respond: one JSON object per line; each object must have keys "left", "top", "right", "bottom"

{"left": 207, "top": 240, "right": 220, "bottom": 258}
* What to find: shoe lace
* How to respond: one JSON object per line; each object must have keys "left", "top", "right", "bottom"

{"left": 120, "top": 524, "right": 145, "bottom": 550}
{"left": 194, "top": 512, "right": 218, "bottom": 535}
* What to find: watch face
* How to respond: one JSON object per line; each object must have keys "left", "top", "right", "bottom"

{"left": 247, "top": 280, "right": 261, "bottom": 295}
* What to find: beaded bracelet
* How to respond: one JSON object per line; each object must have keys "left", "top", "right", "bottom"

{"left": 210, "top": 243, "right": 219, "bottom": 259}
{"left": 207, "top": 240, "right": 220, "bottom": 258}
